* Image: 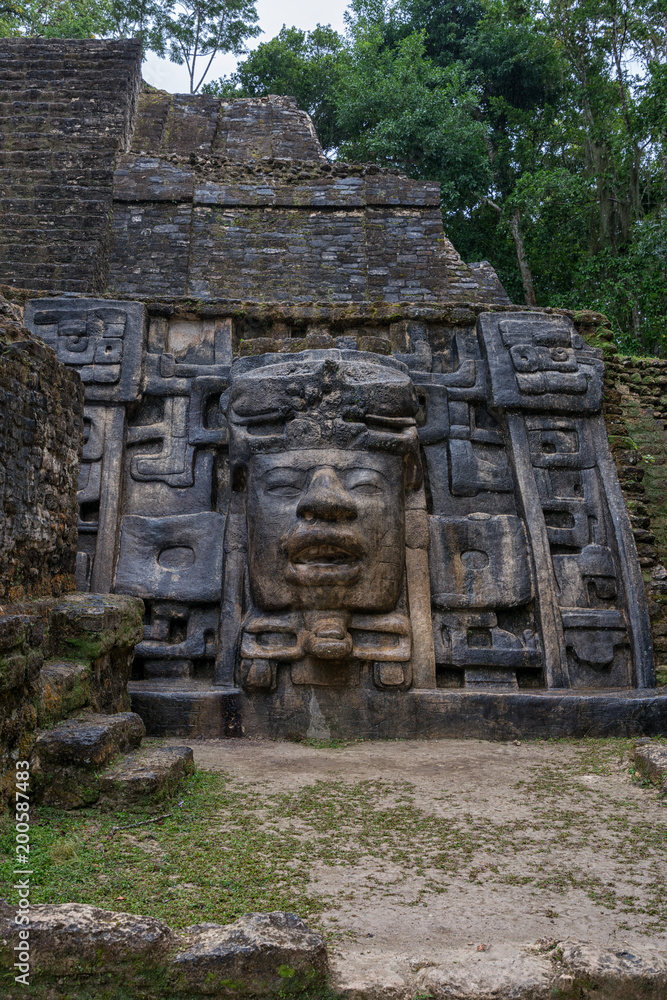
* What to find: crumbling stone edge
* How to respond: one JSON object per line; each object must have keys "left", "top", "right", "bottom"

{"left": 1, "top": 903, "right": 666, "bottom": 999}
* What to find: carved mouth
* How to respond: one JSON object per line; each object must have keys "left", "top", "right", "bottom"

{"left": 292, "top": 543, "right": 358, "bottom": 566}
{"left": 286, "top": 532, "right": 363, "bottom": 585}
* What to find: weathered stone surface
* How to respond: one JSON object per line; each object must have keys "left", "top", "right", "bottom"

{"left": 239, "top": 686, "right": 667, "bottom": 740}
{"left": 99, "top": 744, "right": 194, "bottom": 807}
{"left": 633, "top": 740, "right": 667, "bottom": 790}
{"left": 32, "top": 712, "right": 145, "bottom": 769}
{"left": 36, "top": 660, "right": 90, "bottom": 725}
{"left": 0, "top": 38, "right": 142, "bottom": 293}
{"left": 0, "top": 904, "right": 327, "bottom": 996}
{"left": 47, "top": 593, "right": 144, "bottom": 664}
{"left": 128, "top": 682, "right": 243, "bottom": 737}
{"left": 0, "top": 319, "right": 83, "bottom": 603}
{"left": 1, "top": 593, "right": 145, "bottom": 807}
{"left": 173, "top": 911, "right": 328, "bottom": 995}
{"left": 30, "top": 712, "right": 146, "bottom": 808}
{"left": 109, "top": 89, "right": 500, "bottom": 305}
{"left": 0, "top": 901, "right": 174, "bottom": 976}
{"left": 407, "top": 942, "right": 667, "bottom": 1000}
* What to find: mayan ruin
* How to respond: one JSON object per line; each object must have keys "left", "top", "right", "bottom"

{"left": 1, "top": 32, "right": 666, "bottom": 1000}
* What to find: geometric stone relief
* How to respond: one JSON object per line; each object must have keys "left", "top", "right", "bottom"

{"left": 25, "top": 301, "right": 655, "bottom": 703}
{"left": 25, "top": 298, "right": 146, "bottom": 402}
{"left": 114, "top": 512, "right": 224, "bottom": 601}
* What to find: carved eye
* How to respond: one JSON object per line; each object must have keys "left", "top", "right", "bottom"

{"left": 267, "top": 484, "right": 302, "bottom": 498}
{"left": 345, "top": 469, "right": 386, "bottom": 495}
{"left": 349, "top": 482, "right": 382, "bottom": 495}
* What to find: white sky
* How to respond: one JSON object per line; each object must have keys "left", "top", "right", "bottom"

{"left": 142, "top": 0, "right": 350, "bottom": 93}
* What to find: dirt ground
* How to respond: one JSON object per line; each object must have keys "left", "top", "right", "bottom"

{"left": 164, "top": 736, "right": 667, "bottom": 997}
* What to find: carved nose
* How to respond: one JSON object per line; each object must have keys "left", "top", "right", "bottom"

{"left": 296, "top": 468, "right": 357, "bottom": 521}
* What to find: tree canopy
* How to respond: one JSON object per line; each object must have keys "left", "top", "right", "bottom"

{"left": 208, "top": 0, "right": 667, "bottom": 354}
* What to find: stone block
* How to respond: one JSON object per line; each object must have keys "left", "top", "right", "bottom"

{"left": 114, "top": 512, "right": 224, "bottom": 601}
{"left": 32, "top": 712, "right": 145, "bottom": 770}
{"left": 36, "top": 660, "right": 90, "bottom": 725}
{"left": 99, "top": 744, "right": 194, "bottom": 808}
{"left": 25, "top": 298, "right": 147, "bottom": 403}
{"left": 47, "top": 593, "right": 144, "bottom": 663}
{"left": 429, "top": 514, "right": 533, "bottom": 610}
{"left": 173, "top": 911, "right": 328, "bottom": 995}
{"left": 0, "top": 901, "right": 174, "bottom": 977}
{"left": 479, "top": 312, "right": 604, "bottom": 413}
{"left": 633, "top": 740, "right": 667, "bottom": 791}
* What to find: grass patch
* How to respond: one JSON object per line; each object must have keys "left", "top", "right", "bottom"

{"left": 1, "top": 738, "right": 666, "bottom": 938}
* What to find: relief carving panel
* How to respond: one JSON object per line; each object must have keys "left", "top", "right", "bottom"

{"left": 25, "top": 300, "right": 655, "bottom": 705}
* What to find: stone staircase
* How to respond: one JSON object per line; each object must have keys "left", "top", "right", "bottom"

{"left": 31, "top": 711, "right": 193, "bottom": 809}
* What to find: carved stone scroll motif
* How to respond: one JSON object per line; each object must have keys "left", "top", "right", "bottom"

{"left": 479, "top": 312, "right": 654, "bottom": 688}
{"left": 25, "top": 299, "right": 146, "bottom": 403}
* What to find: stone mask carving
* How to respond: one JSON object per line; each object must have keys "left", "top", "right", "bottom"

{"left": 247, "top": 448, "right": 405, "bottom": 612}
{"left": 224, "top": 351, "right": 423, "bottom": 684}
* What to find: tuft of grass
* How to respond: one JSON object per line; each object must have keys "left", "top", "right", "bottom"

{"left": 49, "top": 838, "right": 78, "bottom": 864}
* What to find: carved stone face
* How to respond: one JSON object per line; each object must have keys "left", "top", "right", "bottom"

{"left": 247, "top": 448, "right": 405, "bottom": 612}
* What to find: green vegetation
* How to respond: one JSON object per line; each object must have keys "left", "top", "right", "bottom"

{"left": 205, "top": 0, "right": 667, "bottom": 354}
{"left": 1, "top": 738, "right": 665, "bottom": 939}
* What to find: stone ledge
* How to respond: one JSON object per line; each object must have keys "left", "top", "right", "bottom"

{"left": 32, "top": 711, "right": 145, "bottom": 767}
{"left": 239, "top": 688, "right": 667, "bottom": 741}
{"left": 129, "top": 683, "right": 242, "bottom": 738}
{"left": 0, "top": 903, "right": 327, "bottom": 997}
{"left": 99, "top": 744, "right": 194, "bottom": 809}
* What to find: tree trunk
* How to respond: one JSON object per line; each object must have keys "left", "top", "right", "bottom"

{"left": 510, "top": 209, "right": 537, "bottom": 306}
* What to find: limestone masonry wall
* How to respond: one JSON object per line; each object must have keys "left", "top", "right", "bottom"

{"left": 0, "top": 297, "right": 83, "bottom": 602}
{"left": 0, "top": 592, "right": 144, "bottom": 804}
{"left": 109, "top": 90, "right": 508, "bottom": 304}
{"left": 0, "top": 38, "right": 142, "bottom": 292}
{"left": 0, "top": 39, "right": 509, "bottom": 306}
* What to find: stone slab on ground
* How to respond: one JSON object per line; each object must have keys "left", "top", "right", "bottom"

{"left": 173, "top": 911, "right": 328, "bottom": 994}
{"left": 0, "top": 904, "right": 327, "bottom": 997}
{"left": 633, "top": 739, "right": 667, "bottom": 791}
{"left": 99, "top": 744, "right": 194, "bottom": 808}
{"left": 165, "top": 736, "right": 667, "bottom": 999}
{"left": 32, "top": 712, "right": 145, "bottom": 769}
{"left": 0, "top": 901, "right": 174, "bottom": 976}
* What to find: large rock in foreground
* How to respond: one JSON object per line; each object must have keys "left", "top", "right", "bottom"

{"left": 0, "top": 901, "right": 174, "bottom": 975}
{"left": 173, "top": 911, "right": 329, "bottom": 995}
{"left": 0, "top": 903, "right": 328, "bottom": 996}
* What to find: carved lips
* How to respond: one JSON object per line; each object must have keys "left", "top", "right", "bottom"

{"left": 285, "top": 527, "right": 364, "bottom": 585}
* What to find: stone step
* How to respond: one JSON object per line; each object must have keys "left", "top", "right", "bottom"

{"left": 33, "top": 712, "right": 145, "bottom": 770}
{"left": 98, "top": 745, "right": 194, "bottom": 809}
{"left": 31, "top": 712, "right": 146, "bottom": 809}
{"left": 36, "top": 661, "right": 89, "bottom": 726}
{"left": 129, "top": 680, "right": 243, "bottom": 738}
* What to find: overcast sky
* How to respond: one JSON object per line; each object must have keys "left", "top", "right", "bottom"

{"left": 142, "top": 0, "right": 350, "bottom": 93}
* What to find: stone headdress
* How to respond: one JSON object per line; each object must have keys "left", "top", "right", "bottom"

{"left": 224, "top": 349, "right": 423, "bottom": 489}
